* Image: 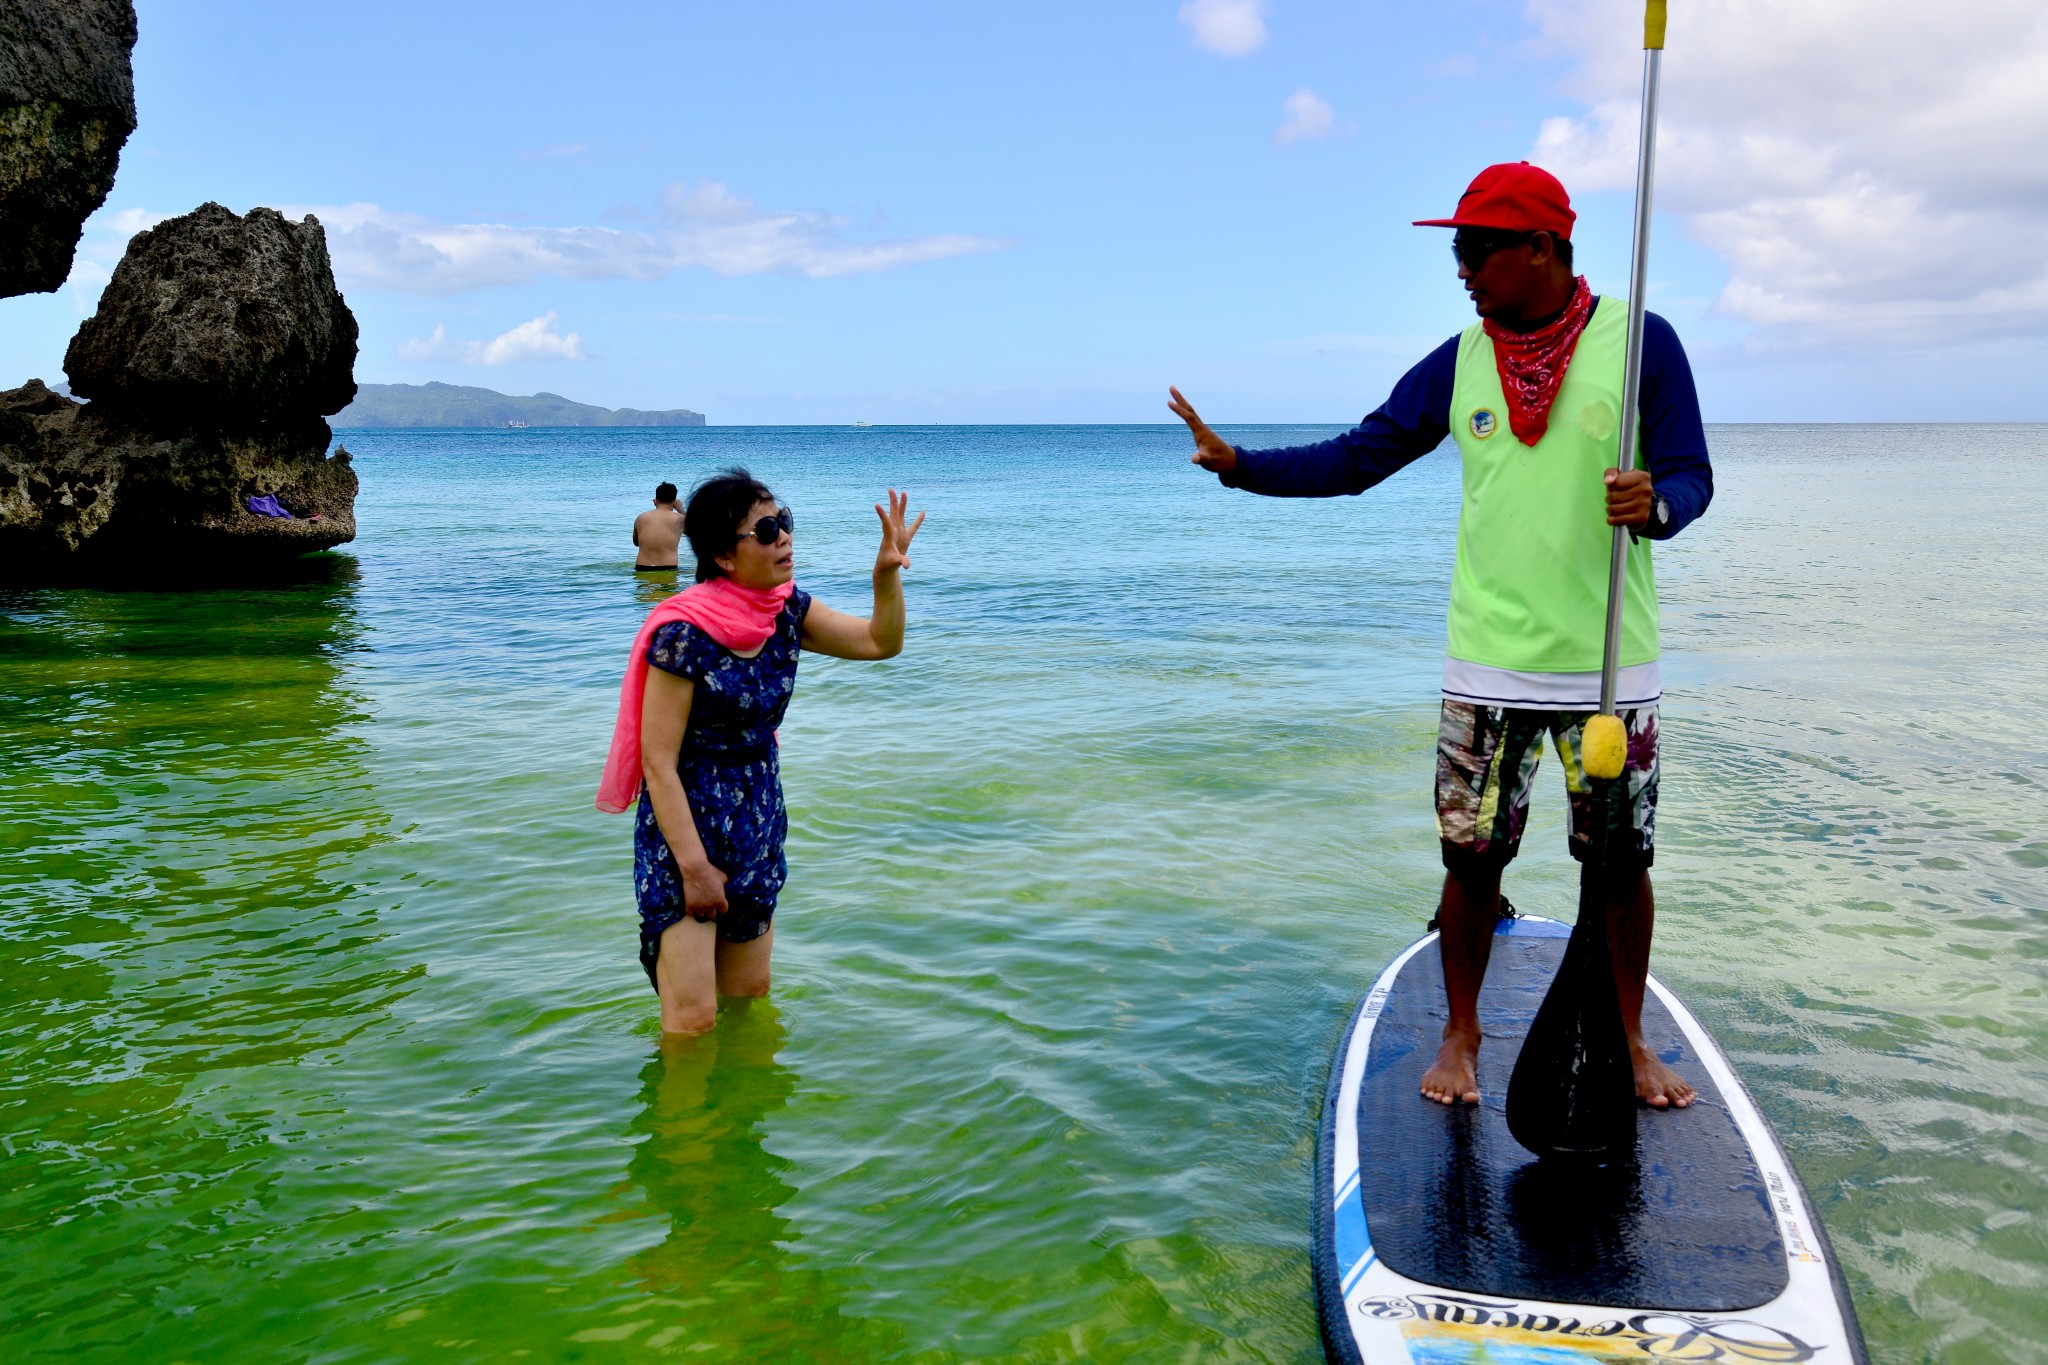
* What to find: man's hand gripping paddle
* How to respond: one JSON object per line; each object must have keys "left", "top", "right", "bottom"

{"left": 1504, "top": 0, "right": 1668, "bottom": 1163}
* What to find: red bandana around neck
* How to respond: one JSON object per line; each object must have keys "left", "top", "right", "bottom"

{"left": 1483, "top": 275, "right": 1595, "bottom": 447}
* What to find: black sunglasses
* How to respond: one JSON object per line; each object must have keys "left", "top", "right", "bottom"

{"left": 739, "top": 507, "right": 794, "bottom": 545}
{"left": 1451, "top": 230, "right": 1534, "bottom": 270}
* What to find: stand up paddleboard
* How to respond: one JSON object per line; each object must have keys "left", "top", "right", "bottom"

{"left": 1313, "top": 911, "right": 1869, "bottom": 1364}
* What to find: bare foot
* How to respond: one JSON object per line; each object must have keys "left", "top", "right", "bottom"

{"left": 1632, "top": 1040, "right": 1696, "bottom": 1109}
{"left": 1420, "top": 1027, "right": 1481, "bottom": 1105}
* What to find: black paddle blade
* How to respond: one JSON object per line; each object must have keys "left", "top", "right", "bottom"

{"left": 1505, "top": 857, "right": 1637, "bottom": 1162}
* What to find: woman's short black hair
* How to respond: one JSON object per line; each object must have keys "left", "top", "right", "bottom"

{"left": 684, "top": 467, "right": 776, "bottom": 582}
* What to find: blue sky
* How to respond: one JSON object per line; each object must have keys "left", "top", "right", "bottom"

{"left": 4, "top": 0, "right": 2043, "bottom": 423}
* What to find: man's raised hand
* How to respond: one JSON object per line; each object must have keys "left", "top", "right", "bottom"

{"left": 1169, "top": 387, "right": 1238, "bottom": 475}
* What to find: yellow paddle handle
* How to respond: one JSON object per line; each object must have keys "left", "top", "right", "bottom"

{"left": 1645, "top": 0, "right": 1667, "bottom": 49}
{"left": 1583, "top": 713, "right": 1629, "bottom": 781}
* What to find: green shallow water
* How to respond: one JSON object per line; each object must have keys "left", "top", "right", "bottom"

{"left": 2, "top": 424, "right": 2043, "bottom": 1363}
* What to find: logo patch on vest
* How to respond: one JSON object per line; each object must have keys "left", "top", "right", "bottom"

{"left": 1468, "top": 408, "right": 1498, "bottom": 439}
{"left": 1577, "top": 401, "right": 1617, "bottom": 441}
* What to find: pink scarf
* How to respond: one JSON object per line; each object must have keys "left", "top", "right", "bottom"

{"left": 594, "top": 577, "right": 795, "bottom": 814}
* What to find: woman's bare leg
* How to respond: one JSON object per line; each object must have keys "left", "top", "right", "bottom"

{"left": 656, "top": 918, "right": 719, "bottom": 1034}
{"left": 715, "top": 927, "right": 774, "bottom": 999}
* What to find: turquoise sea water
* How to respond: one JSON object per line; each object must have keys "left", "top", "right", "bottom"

{"left": 2, "top": 423, "right": 2044, "bottom": 1363}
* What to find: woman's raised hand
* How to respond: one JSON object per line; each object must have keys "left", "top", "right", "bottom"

{"left": 874, "top": 488, "right": 926, "bottom": 573}
{"left": 1169, "top": 386, "right": 1238, "bottom": 475}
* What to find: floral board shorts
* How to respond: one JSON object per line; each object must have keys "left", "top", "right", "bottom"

{"left": 1434, "top": 700, "right": 1659, "bottom": 870}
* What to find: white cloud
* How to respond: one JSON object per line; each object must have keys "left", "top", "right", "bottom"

{"left": 1180, "top": 0, "right": 1268, "bottom": 56}
{"left": 104, "top": 208, "right": 170, "bottom": 236}
{"left": 57, "top": 207, "right": 170, "bottom": 313}
{"left": 401, "top": 312, "right": 588, "bottom": 365}
{"left": 396, "top": 324, "right": 450, "bottom": 362}
{"left": 644, "top": 180, "right": 1012, "bottom": 278}
{"left": 282, "top": 181, "right": 1013, "bottom": 295}
{"left": 1274, "top": 88, "right": 1336, "bottom": 145}
{"left": 62, "top": 257, "right": 111, "bottom": 316}
{"left": 477, "top": 312, "right": 588, "bottom": 364}
{"left": 1527, "top": 0, "right": 2048, "bottom": 347}
{"left": 307, "top": 206, "right": 672, "bottom": 294}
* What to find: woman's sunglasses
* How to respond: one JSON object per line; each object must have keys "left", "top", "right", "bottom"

{"left": 1452, "top": 231, "right": 1533, "bottom": 270}
{"left": 739, "top": 507, "right": 795, "bottom": 545}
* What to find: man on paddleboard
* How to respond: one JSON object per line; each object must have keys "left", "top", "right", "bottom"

{"left": 1173, "top": 162, "right": 1710, "bottom": 1110}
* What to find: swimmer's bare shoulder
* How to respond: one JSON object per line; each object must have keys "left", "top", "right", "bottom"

{"left": 633, "top": 504, "right": 685, "bottom": 568}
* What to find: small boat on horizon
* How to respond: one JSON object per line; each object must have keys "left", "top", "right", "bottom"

{"left": 852, "top": 420, "right": 872, "bottom": 428}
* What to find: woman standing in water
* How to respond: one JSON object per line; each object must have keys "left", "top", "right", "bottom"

{"left": 598, "top": 468, "right": 924, "bottom": 1033}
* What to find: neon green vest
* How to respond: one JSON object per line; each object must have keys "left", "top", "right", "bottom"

{"left": 1446, "top": 297, "right": 1659, "bottom": 673}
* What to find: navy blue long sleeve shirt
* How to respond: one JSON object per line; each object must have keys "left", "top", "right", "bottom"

{"left": 1222, "top": 302, "right": 1713, "bottom": 539}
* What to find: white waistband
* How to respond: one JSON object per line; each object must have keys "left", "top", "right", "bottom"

{"left": 1441, "top": 657, "right": 1662, "bottom": 709}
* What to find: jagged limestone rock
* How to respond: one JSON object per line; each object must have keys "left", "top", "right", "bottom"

{"left": 66, "top": 202, "right": 360, "bottom": 420}
{"left": 0, "top": 0, "right": 137, "bottom": 297}
{"left": 0, "top": 378, "right": 118, "bottom": 552}
{"left": 1, "top": 206, "right": 362, "bottom": 574}
{"left": 0, "top": 379, "right": 358, "bottom": 569}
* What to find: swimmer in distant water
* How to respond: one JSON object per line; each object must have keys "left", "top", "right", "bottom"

{"left": 634, "top": 483, "right": 686, "bottom": 570}
{"left": 596, "top": 467, "right": 925, "bottom": 1034}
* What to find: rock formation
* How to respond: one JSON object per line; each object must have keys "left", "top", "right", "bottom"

{"left": 0, "top": 203, "right": 361, "bottom": 573}
{"left": 67, "top": 202, "right": 360, "bottom": 418}
{"left": 0, "top": 0, "right": 138, "bottom": 298}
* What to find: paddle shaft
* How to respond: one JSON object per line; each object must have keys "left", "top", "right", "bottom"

{"left": 1507, "top": 4, "right": 1669, "bottom": 1161}
{"left": 1597, "top": 15, "right": 1665, "bottom": 717}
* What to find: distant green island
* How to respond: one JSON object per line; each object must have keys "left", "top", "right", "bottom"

{"left": 336, "top": 382, "right": 705, "bottom": 428}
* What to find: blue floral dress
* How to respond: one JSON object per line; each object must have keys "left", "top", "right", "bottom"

{"left": 634, "top": 589, "right": 811, "bottom": 988}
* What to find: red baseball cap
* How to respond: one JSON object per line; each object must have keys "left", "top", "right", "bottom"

{"left": 1414, "top": 162, "right": 1576, "bottom": 239}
